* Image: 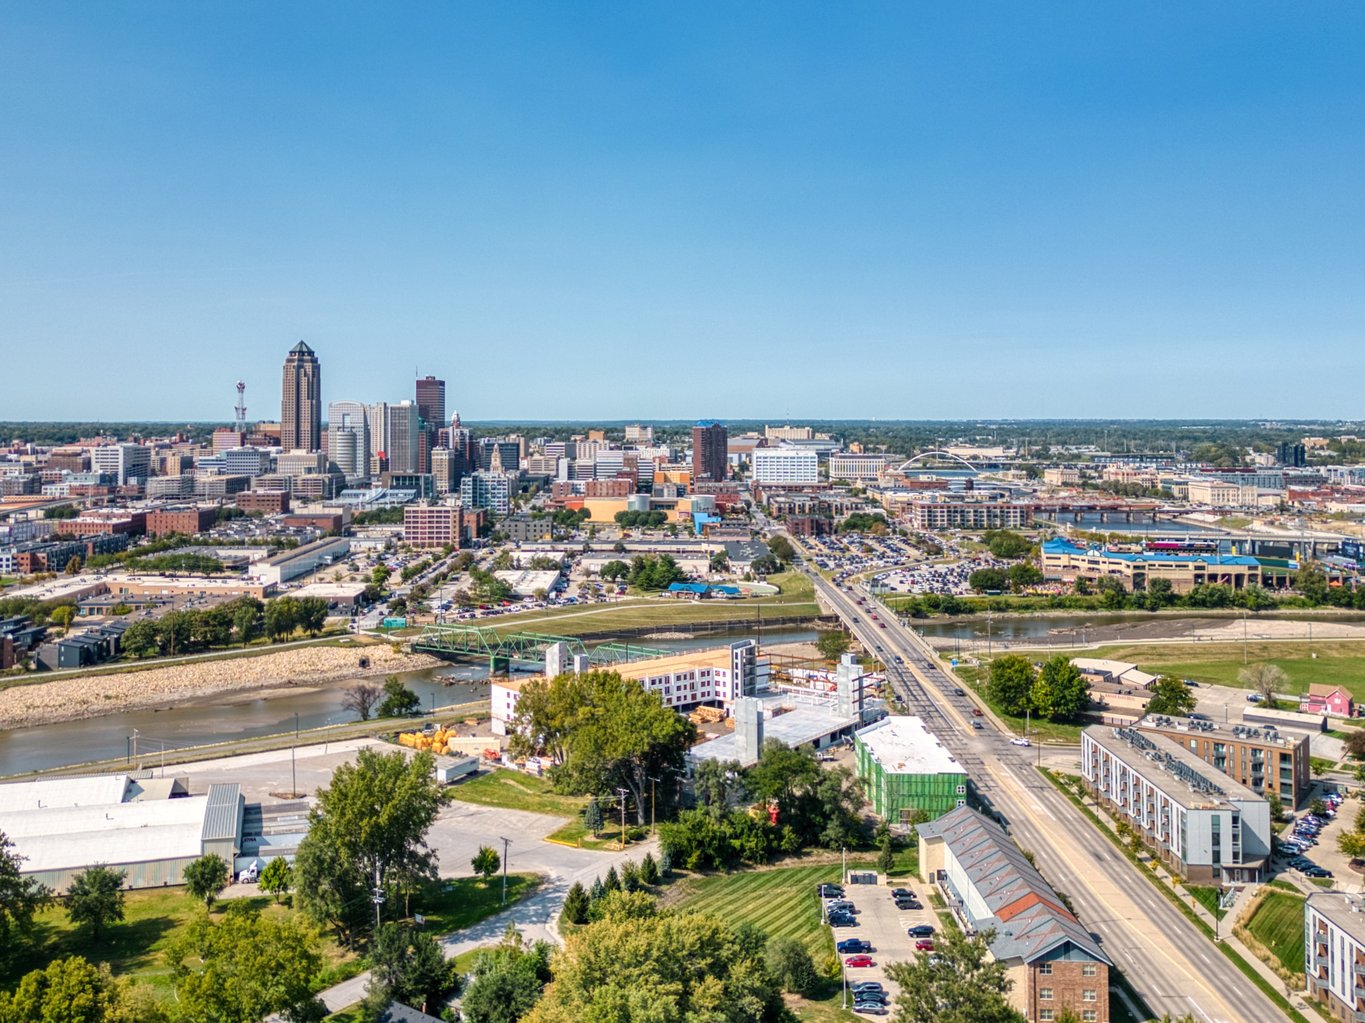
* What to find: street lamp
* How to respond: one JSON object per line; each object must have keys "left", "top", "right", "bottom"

{"left": 499, "top": 836, "right": 512, "bottom": 905}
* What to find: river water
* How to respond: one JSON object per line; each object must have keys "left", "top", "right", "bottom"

{"left": 0, "top": 627, "right": 818, "bottom": 776}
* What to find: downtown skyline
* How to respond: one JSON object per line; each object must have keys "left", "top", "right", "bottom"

{"left": 3, "top": 3, "right": 1364, "bottom": 422}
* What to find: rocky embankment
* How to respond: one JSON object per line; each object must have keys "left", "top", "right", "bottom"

{"left": 0, "top": 643, "right": 440, "bottom": 729}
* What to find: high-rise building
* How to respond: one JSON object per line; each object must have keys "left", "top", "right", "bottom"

{"left": 385, "top": 401, "right": 422, "bottom": 475}
{"left": 692, "top": 421, "right": 728, "bottom": 483}
{"left": 415, "top": 376, "right": 446, "bottom": 435}
{"left": 327, "top": 401, "right": 371, "bottom": 480}
{"left": 280, "top": 341, "right": 322, "bottom": 452}
{"left": 91, "top": 444, "right": 151, "bottom": 486}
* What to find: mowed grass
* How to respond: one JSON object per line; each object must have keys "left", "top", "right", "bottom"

{"left": 1246, "top": 890, "right": 1307, "bottom": 975}
{"left": 449, "top": 768, "right": 587, "bottom": 817}
{"left": 953, "top": 665, "right": 1083, "bottom": 743}
{"left": 1080, "top": 640, "right": 1365, "bottom": 700}
{"left": 669, "top": 863, "right": 845, "bottom": 956}
{"left": 1, "top": 890, "right": 353, "bottom": 1001}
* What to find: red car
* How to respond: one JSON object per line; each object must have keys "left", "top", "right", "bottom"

{"left": 914, "top": 938, "right": 935, "bottom": 952}
{"left": 845, "top": 955, "right": 875, "bottom": 968}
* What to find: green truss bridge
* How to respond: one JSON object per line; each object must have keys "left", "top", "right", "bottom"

{"left": 411, "top": 623, "right": 670, "bottom": 673}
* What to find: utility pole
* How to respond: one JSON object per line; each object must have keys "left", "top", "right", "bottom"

{"left": 371, "top": 861, "right": 385, "bottom": 930}
{"left": 292, "top": 712, "right": 299, "bottom": 797}
{"left": 649, "top": 775, "right": 658, "bottom": 834}
{"left": 499, "top": 836, "right": 512, "bottom": 905}
{"left": 617, "top": 788, "right": 629, "bottom": 850}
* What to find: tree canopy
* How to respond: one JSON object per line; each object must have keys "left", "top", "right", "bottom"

{"left": 0, "top": 956, "right": 165, "bottom": 1023}
{"left": 0, "top": 831, "right": 49, "bottom": 968}
{"left": 65, "top": 865, "right": 126, "bottom": 940}
{"left": 886, "top": 927, "right": 1026, "bottom": 1023}
{"left": 986, "top": 655, "right": 1036, "bottom": 717}
{"left": 1146, "top": 675, "right": 1197, "bottom": 716}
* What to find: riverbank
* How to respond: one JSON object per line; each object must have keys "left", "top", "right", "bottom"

{"left": 0, "top": 643, "right": 442, "bottom": 730}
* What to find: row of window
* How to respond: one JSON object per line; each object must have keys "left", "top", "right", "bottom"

{"left": 1039, "top": 1011, "right": 1097, "bottom": 1022}
{"left": 1038, "top": 987, "right": 1099, "bottom": 1001}
{"left": 1038, "top": 963, "right": 1098, "bottom": 976}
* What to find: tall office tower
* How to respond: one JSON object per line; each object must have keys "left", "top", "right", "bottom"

{"left": 692, "top": 420, "right": 729, "bottom": 483}
{"left": 366, "top": 402, "right": 389, "bottom": 465}
{"left": 280, "top": 341, "right": 322, "bottom": 452}
{"left": 385, "top": 400, "right": 421, "bottom": 474}
{"left": 327, "top": 401, "right": 371, "bottom": 479}
{"left": 415, "top": 375, "right": 446, "bottom": 435}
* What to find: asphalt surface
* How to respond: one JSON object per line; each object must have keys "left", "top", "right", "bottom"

{"left": 803, "top": 565, "right": 1289, "bottom": 1023}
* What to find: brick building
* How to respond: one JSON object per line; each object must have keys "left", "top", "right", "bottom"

{"left": 403, "top": 505, "right": 462, "bottom": 549}
{"left": 235, "top": 491, "right": 291, "bottom": 515}
{"left": 146, "top": 506, "right": 218, "bottom": 538}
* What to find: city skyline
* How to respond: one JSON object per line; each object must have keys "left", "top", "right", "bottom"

{"left": 4, "top": 4, "right": 1364, "bottom": 421}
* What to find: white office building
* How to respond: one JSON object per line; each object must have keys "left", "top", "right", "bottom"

{"left": 91, "top": 444, "right": 150, "bottom": 486}
{"left": 828, "top": 452, "right": 887, "bottom": 481}
{"left": 751, "top": 447, "right": 819, "bottom": 485}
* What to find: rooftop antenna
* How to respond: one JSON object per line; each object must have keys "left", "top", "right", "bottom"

{"left": 234, "top": 381, "right": 247, "bottom": 429}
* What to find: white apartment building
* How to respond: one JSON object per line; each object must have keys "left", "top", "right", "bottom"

{"left": 828, "top": 453, "right": 886, "bottom": 482}
{"left": 751, "top": 448, "right": 819, "bottom": 485}
{"left": 91, "top": 444, "right": 150, "bottom": 486}
{"left": 1306, "top": 893, "right": 1365, "bottom": 1022}
{"left": 1081, "top": 725, "right": 1270, "bottom": 883}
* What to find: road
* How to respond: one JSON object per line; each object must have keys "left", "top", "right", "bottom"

{"left": 803, "top": 567, "right": 1288, "bottom": 1023}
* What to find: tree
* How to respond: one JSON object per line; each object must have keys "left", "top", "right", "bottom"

{"left": 377, "top": 675, "right": 422, "bottom": 717}
{"left": 876, "top": 819, "right": 895, "bottom": 875}
{"left": 767, "top": 535, "right": 796, "bottom": 562}
{"left": 986, "top": 655, "right": 1036, "bottom": 716}
{"left": 294, "top": 749, "right": 446, "bottom": 942}
{"left": 599, "top": 560, "right": 630, "bottom": 582}
{"left": 183, "top": 853, "right": 229, "bottom": 907}
{"left": 342, "top": 682, "right": 383, "bottom": 721}
{"left": 1339, "top": 831, "right": 1365, "bottom": 864}
{"left": 1238, "top": 663, "right": 1288, "bottom": 704}
{"left": 640, "top": 851, "right": 660, "bottom": 885}
{"left": 49, "top": 604, "right": 76, "bottom": 634}
{"left": 765, "top": 935, "right": 818, "bottom": 994}
{"left": 583, "top": 796, "right": 604, "bottom": 837}
{"left": 1146, "top": 675, "right": 1197, "bottom": 716}
{"left": 264, "top": 596, "right": 301, "bottom": 640}
{"left": 692, "top": 757, "right": 743, "bottom": 810}
{"left": 562, "top": 882, "right": 590, "bottom": 926}
{"left": 1345, "top": 730, "right": 1365, "bottom": 761}
{"left": 968, "top": 568, "right": 1008, "bottom": 593}
{"left": 885, "top": 927, "right": 1027, "bottom": 1023}
{"left": 232, "top": 598, "right": 262, "bottom": 645}
{"left": 1031, "top": 655, "right": 1090, "bottom": 723}
{"left": 1006, "top": 562, "right": 1043, "bottom": 592}
{"left": 296, "top": 596, "right": 329, "bottom": 636}
{"left": 522, "top": 906, "right": 785, "bottom": 1023}
{"left": 1296, "top": 561, "right": 1330, "bottom": 605}
{"left": 473, "top": 845, "right": 501, "bottom": 884}
{"left": 259, "top": 857, "right": 293, "bottom": 903}
{"left": 462, "top": 929, "right": 553, "bottom": 1023}
{"left": 603, "top": 865, "right": 621, "bottom": 892}
{"left": 0, "top": 956, "right": 166, "bottom": 1023}
{"left": 0, "top": 831, "right": 49, "bottom": 967}
{"left": 709, "top": 551, "right": 729, "bottom": 573}
{"left": 983, "top": 530, "right": 1031, "bottom": 559}
{"left": 66, "top": 865, "right": 126, "bottom": 940}
{"left": 366, "top": 921, "right": 458, "bottom": 1014}
{"left": 816, "top": 630, "right": 851, "bottom": 661}
{"left": 166, "top": 902, "right": 325, "bottom": 1023}
{"left": 119, "top": 619, "right": 159, "bottom": 659}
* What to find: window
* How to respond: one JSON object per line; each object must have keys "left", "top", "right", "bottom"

{"left": 1039, "top": 988, "right": 1053, "bottom": 1001}
{"left": 956, "top": 784, "right": 967, "bottom": 795}
{"left": 1039, "top": 1013, "right": 1054, "bottom": 1022}
{"left": 1038, "top": 963, "right": 1052, "bottom": 975}
{"left": 1082, "top": 964, "right": 1097, "bottom": 977}
{"left": 1083, "top": 989, "right": 1097, "bottom": 1001}
{"left": 1082, "top": 1012, "right": 1097, "bottom": 1022}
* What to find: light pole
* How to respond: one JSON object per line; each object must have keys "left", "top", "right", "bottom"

{"left": 499, "top": 836, "right": 512, "bottom": 905}
{"left": 292, "top": 712, "right": 299, "bottom": 797}
{"left": 617, "top": 787, "right": 629, "bottom": 851}
{"left": 1242, "top": 610, "right": 1249, "bottom": 665}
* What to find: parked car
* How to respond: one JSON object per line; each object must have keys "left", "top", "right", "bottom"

{"left": 845, "top": 954, "right": 875, "bottom": 968}
{"left": 828, "top": 900, "right": 857, "bottom": 913}
{"left": 889, "top": 888, "right": 913, "bottom": 897}
{"left": 852, "top": 982, "right": 885, "bottom": 997}
{"left": 818, "top": 884, "right": 845, "bottom": 898}
{"left": 837, "top": 939, "right": 873, "bottom": 954}
{"left": 853, "top": 1002, "right": 889, "bottom": 1016}
{"left": 829, "top": 914, "right": 857, "bottom": 928}
{"left": 907, "top": 924, "right": 935, "bottom": 938}
{"left": 1304, "top": 866, "right": 1334, "bottom": 878}
{"left": 1246, "top": 692, "right": 1263, "bottom": 703}
{"left": 914, "top": 938, "right": 936, "bottom": 952}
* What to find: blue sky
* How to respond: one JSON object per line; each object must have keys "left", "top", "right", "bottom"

{"left": 3, "top": 3, "right": 1363, "bottom": 422}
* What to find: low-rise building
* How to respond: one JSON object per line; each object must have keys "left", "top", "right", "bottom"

{"left": 1040, "top": 537, "right": 1285, "bottom": 594}
{"left": 1306, "top": 892, "right": 1365, "bottom": 1022}
{"left": 1302, "top": 684, "right": 1354, "bottom": 719}
{"left": 908, "top": 501, "right": 1032, "bottom": 531}
{"left": 251, "top": 536, "right": 351, "bottom": 586}
{"left": 1081, "top": 725, "right": 1271, "bottom": 882}
{"left": 919, "top": 805, "right": 1112, "bottom": 1023}
{"left": 1136, "top": 713, "right": 1310, "bottom": 807}
{"left": 503, "top": 513, "right": 554, "bottom": 543}
{"left": 146, "top": 505, "right": 218, "bottom": 538}
{"left": 853, "top": 716, "right": 966, "bottom": 822}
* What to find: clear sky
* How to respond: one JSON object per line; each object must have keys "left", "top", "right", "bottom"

{"left": 3, "top": 3, "right": 1363, "bottom": 423}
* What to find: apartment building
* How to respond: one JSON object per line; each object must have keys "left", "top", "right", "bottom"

{"left": 146, "top": 506, "right": 217, "bottom": 538}
{"left": 1306, "top": 893, "right": 1365, "bottom": 1023}
{"left": 1136, "top": 713, "right": 1310, "bottom": 807}
{"left": 853, "top": 716, "right": 967, "bottom": 822}
{"left": 828, "top": 452, "right": 887, "bottom": 481}
{"left": 908, "top": 500, "right": 1032, "bottom": 530}
{"left": 919, "top": 805, "right": 1112, "bottom": 1023}
{"left": 403, "top": 505, "right": 461, "bottom": 549}
{"left": 1081, "top": 725, "right": 1271, "bottom": 883}
{"left": 751, "top": 448, "right": 819, "bottom": 485}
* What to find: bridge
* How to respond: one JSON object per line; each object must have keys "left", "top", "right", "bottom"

{"left": 894, "top": 450, "right": 982, "bottom": 475}
{"left": 411, "top": 623, "right": 670, "bottom": 673}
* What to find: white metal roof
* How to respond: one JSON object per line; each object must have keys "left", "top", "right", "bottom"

{"left": 0, "top": 775, "right": 130, "bottom": 814}
{"left": 855, "top": 716, "right": 962, "bottom": 776}
{"left": 1, "top": 795, "right": 210, "bottom": 873}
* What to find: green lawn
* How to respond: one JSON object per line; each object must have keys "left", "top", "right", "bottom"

{"left": 1080, "top": 640, "right": 1365, "bottom": 701}
{"left": 544, "top": 817, "right": 641, "bottom": 851}
{"left": 418, "top": 873, "right": 540, "bottom": 934}
{"left": 1186, "top": 885, "right": 1227, "bottom": 920}
{"left": 1246, "top": 890, "right": 1307, "bottom": 976}
{"left": 667, "top": 863, "right": 846, "bottom": 956}
{"left": 953, "top": 665, "right": 1084, "bottom": 743}
{"left": 449, "top": 768, "right": 588, "bottom": 817}
{"left": 0, "top": 890, "right": 352, "bottom": 1001}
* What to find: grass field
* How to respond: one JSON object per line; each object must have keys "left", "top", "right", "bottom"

{"left": 449, "top": 768, "right": 587, "bottom": 817}
{"left": 952, "top": 665, "right": 1084, "bottom": 743}
{"left": 1077, "top": 640, "right": 1365, "bottom": 699}
{"left": 545, "top": 816, "right": 637, "bottom": 851}
{"left": 667, "top": 863, "right": 846, "bottom": 956}
{"left": 1246, "top": 890, "right": 1307, "bottom": 976}
{"left": 473, "top": 571, "right": 820, "bottom": 638}
{"left": 1186, "top": 885, "right": 1227, "bottom": 920}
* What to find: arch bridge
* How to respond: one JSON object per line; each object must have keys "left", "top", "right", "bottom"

{"left": 895, "top": 450, "right": 982, "bottom": 475}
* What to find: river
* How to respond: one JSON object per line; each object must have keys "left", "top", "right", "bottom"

{"left": 0, "top": 627, "right": 819, "bottom": 775}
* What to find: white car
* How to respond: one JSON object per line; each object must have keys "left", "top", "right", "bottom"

{"left": 1009, "top": 737, "right": 1031, "bottom": 747}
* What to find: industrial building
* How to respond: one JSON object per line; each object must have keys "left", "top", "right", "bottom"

{"left": 1080, "top": 725, "right": 1271, "bottom": 883}
{"left": 1306, "top": 892, "right": 1365, "bottom": 1023}
{"left": 251, "top": 536, "right": 351, "bottom": 586}
{"left": 854, "top": 716, "right": 967, "bottom": 822}
{"left": 919, "top": 805, "right": 1112, "bottom": 1023}
{"left": 0, "top": 775, "right": 244, "bottom": 892}
{"left": 1040, "top": 537, "right": 1293, "bottom": 594}
{"left": 1136, "top": 713, "right": 1310, "bottom": 807}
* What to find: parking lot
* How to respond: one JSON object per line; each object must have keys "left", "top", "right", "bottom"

{"left": 824, "top": 875, "right": 941, "bottom": 1015}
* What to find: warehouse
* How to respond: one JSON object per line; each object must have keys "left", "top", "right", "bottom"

{"left": 0, "top": 774, "right": 244, "bottom": 892}
{"left": 854, "top": 716, "right": 967, "bottom": 822}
